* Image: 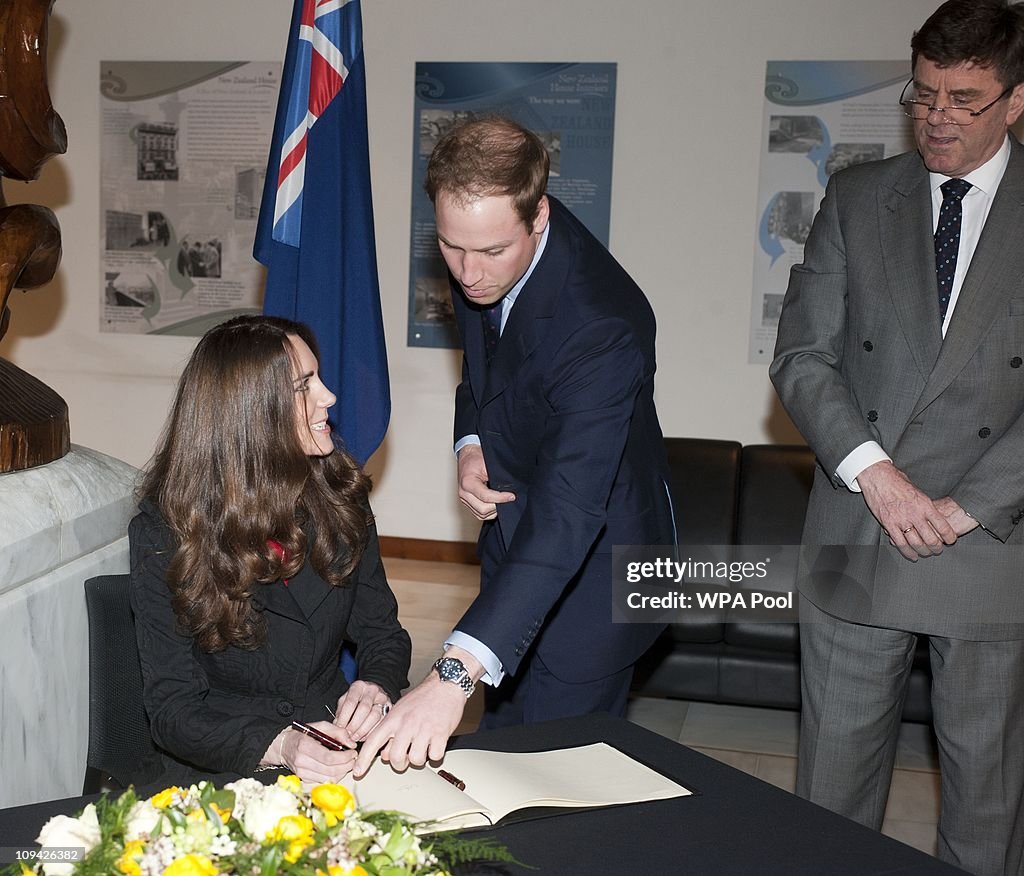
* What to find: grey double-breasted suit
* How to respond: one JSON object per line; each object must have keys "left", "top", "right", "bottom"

{"left": 771, "top": 139, "right": 1024, "bottom": 875}
{"left": 772, "top": 142, "right": 1024, "bottom": 636}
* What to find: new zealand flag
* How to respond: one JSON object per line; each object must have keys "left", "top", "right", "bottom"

{"left": 255, "top": 0, "right": 389, "bottom": 465}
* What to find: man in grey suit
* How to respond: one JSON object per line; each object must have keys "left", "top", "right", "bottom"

{"left": 771, "top": 2, "right": 1024, "bottom": 873}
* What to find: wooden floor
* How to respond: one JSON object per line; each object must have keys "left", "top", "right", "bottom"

{"left": 385, "top": 557, "right": 485, "bottom": 733}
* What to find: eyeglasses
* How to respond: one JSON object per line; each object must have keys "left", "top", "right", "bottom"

{"left": 899, "top": 78, "right": 1012, "bottom": 125}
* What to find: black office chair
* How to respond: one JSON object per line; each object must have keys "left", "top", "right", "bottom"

{"left": 83, "top": 573, "right": 161, "bottom": 793}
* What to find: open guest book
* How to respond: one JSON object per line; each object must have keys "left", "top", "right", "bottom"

{"left": 343, "top": 742, "right": 693, "bottom": 831}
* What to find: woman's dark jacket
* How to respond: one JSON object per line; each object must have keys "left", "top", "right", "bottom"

{"left": 128, "top": 497, "right": 411, "bottom": 783}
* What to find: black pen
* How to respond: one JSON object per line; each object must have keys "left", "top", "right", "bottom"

{"left": 291, "top": 720, "right": 349, "bottom": 751}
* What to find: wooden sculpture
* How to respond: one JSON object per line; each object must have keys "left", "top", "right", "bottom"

{"left": 0, "top": 0, "right": 69, "bottom": 472}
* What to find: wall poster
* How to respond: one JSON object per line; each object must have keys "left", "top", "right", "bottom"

{"left": 749, "top": 61, "right": 915, "bottom": 363}
{"left": 100, "top": 61, "right": 279, "bottom": 335}
{"left": 407, "top": 62, "right": 617, "bottom": 348}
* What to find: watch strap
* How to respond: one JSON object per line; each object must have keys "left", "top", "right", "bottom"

{"left": 432, "top": 656, "right": 475, "bottom": 698}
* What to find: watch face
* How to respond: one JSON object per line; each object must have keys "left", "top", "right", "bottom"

{"left": 436, "top": 657, "right": 465, "bottom": 681}
{"left": 433, "top": 657, "right": 474, "bottom": 698}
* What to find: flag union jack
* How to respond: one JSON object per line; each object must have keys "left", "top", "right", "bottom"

{"left": 257, "top": 0, "right": 388, "bottom": 466}
{"left": 273, "top": 0, "right": 358, "bottom": 247}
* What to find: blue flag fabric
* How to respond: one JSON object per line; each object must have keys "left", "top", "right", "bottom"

{"left": 255, "top": 0, "right": 389, "bottom": 465}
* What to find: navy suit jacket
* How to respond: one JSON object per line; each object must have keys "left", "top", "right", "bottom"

{"left": 451, "top": 196, "right": 675, "bottom": 682}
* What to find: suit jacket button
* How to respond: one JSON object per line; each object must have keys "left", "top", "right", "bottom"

{"left": 979, "top": 427, "right": 991, "bottom": 438}
{"left": 867, "top": 410, "right": 878, "bottom": 422}
{"left": 276, "top": 700, "right": 294, "bottom": 717}
{"left": 863, "top": 341, "right": 873, "bottom": 351}
{"left": 1012, "top": 357, "right": 1022, "bottom": 368}
{"left": 514, "top": 647, "right": 524, "bottom": 657}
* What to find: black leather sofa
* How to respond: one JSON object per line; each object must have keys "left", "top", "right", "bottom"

{"left": 632, "top": 438, "right": 934, "bottom": 723}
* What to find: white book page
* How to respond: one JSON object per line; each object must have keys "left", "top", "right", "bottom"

{"left": 345, "top": 757, "right": 493, "bottom": 829}
{"left": 442, "top": 743, "right": 691, "bottom": 822}
{"left": 341, "top": 742, "right": 691, "bottom": 830}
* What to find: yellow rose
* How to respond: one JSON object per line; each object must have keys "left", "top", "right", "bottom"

{"left": 270, "top": 813, "right": 314, "bottom": 841}
{"left": 316, "top": 867, "right": 369, "bottom": 876}
{"left": 116, "top": 839, "right": 145, "bottom": 876}
{"left": 149, "top": 787, "right": 182, "bottom": 810}
{"left": 310, "top": 783, "right": 355, "bottom": 826}
{"left": 182, "top": 802, "right": 229, "bottom": 825}
{"left": 209, "top": 803, "right": 231, "bottom": 824}
{"left": 162, "top": 854, "right": 218, "bottom": 876}
{"left": 282, "top": 837, "right": 315, "bottom": 863}
{"left": 276, "top": 773, "right": 302, "bottom": 795}
{"left": 270, "top": 814, "right": 315, "bottom": 864}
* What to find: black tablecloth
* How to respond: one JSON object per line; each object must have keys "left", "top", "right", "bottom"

{"left": 0, "top": 713, "right": 962, "bottom": 875}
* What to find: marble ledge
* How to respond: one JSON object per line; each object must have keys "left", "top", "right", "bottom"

{"left": 0, "top": 537, "right": 130, "bottom": 808}
{"left": 0, "top": 446, "right": 138, "bottom": 596}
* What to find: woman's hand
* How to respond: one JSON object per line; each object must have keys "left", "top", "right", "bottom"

{"left": 263, "top": 724, "right": 356, "bottom": 783}
{"left": 333, "top": 680, "right": 392, "bottom": 745}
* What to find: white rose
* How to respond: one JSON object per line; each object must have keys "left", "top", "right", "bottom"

{"left": 125, "top": 800, "right": 162, "bottom": 840}
{"left": 223, "top": 777, "right": 262, "bottom": 820}
{"left": 239, "top": 784, "right": 299, "bottom": 841}
{"left": 36, "top": 803, "right": 101, "bottom": 876}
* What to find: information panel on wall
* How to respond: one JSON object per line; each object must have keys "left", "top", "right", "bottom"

{"left": 407, "top": 62, "right": 617, "bottom": 349}
{"left": 100, "top": 61, "right": 279, "bottom": 335}
{"left": 748, "top": 61, "right": 915, "bottom": 363}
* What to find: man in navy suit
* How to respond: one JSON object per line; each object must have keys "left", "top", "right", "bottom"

{"left": 356, "top": 116, "right": 674, "bottom": 774}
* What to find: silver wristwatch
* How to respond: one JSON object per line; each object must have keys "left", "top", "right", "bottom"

{"left": 432, "top": 656, "right": 476, "bottom": 698}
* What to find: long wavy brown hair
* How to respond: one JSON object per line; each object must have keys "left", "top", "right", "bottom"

{"left": 140, "top": 315, "right": 372, "bottom": 652}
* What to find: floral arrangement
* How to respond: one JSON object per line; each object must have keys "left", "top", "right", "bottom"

{"left": 8, "top": 775, "right": 513, "bottom": 876}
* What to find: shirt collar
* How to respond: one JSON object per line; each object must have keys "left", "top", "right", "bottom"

{"left": 929, "top": 134, "right": 1011, "bottom": 197}
{"left": 504, "top": 220, "right": 550, "bottom": 311}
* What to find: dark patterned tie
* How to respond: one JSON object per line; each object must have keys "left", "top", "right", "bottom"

{"left": 481, "top": 303, "right": 502, "bottom": 363}
{"left": 934, "top": 178, "right": 972, "bottom": 324}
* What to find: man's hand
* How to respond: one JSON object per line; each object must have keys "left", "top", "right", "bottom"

{"left": 934, "top": 495, "right": 981, "bottom": 537}
{"left": 352, "top": 674, "right": 467, "bottom": 776}
{"left": 332, "top": 680, "right": 391, "bottom": 746}
{"left": 267, "top": 724, "right": 357, "bottom": 784}
{"left": 457, "top": 444, "right": 515, "bottom": 520}
{"left": 857, "top": 460, "right": 958, "bottom": 560}
{"left": 353, "top": 646, "right": 483, "bottom": 777}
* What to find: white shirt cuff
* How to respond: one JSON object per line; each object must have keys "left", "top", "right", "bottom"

{"left": 454, "top": 435, "right": 482, "bottom": 456}
{"left": 835, "top": 441, "right": 891, "bottom": 493}
{"left": 444, "top": 631, "right": 504, "bottom": 685}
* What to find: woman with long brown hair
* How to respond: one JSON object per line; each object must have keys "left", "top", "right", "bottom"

{"left": 129, "top": 315, "right": 410, "bottom": 784}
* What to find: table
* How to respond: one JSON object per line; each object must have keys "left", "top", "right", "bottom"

{"left": 0, "top": 713, "right": 962, "bottom": 875}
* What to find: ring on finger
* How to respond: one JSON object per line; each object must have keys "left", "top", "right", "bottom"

{"left": 378, "top": 702, "right": 391, "bottom": 717}
{"left": 902, "top": 525, "right": 914, "bottom": 534}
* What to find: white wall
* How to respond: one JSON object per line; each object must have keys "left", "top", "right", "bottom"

{"left": 1, "top": 0, "right": 940, "bottom": 541}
